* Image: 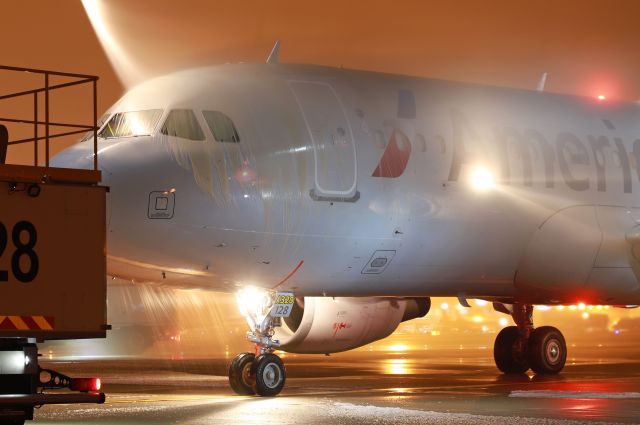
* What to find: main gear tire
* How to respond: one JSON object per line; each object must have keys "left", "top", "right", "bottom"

{"left": 527, "top": 326, "right": 567, "bottom": 375}
{"left": 494, "top": 326, "right": 529, "bottom": 374}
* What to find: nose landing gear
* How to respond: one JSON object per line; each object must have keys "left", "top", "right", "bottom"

{"left": 229, "top": 288, "right": 293, "bottom": 397}
{"left": 493, "top": 303, "right": 567, "bottom": 375}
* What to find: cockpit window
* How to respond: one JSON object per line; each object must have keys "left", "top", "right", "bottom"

{"left": 99, "top": 109, "right": 163, "bottom": 139}
{"left": 160, "top": 109, "right": 205, "bottom": 141}
{"left": 81, "top": 113, "right": 111, "bottom": 142}
{"left": 202, "top": 110, "right": 240, "bottom": 143}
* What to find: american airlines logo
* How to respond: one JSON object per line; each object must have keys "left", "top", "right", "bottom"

{"left": 371, "top": 91, "right": 640, "bottom": 194}
{"left": 371, "top": 89, "right": 415, "bottom": 179}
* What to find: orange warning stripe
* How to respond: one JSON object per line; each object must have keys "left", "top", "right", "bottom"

{"left": 0, "top": 315, "right": 55, "bottom": 330}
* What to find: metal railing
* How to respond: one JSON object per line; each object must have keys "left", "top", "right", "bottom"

{"left": 0, "top": 65, "right": 99, "bottom": 170}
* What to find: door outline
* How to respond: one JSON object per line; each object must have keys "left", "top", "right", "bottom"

{"left": 288, "top": 80, "right": 359, "bottom": 202}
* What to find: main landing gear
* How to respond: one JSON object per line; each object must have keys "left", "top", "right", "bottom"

{"left": 493, "top": 303, "right": 567, "bottom": 374}
{"left": 229, "top": 288, "right": 292, "bottom": 397}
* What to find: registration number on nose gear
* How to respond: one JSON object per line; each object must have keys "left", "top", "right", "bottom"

{"left": 270, "top": 292, "right": 295, "bottom": 317}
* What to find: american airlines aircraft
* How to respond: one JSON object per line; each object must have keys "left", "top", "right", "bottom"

{"left": 52, "top": 53, "right": 640, "bottom": 396}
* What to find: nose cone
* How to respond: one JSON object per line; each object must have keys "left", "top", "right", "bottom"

{"left": 51, "top": 139, "right": 118, "bottom": 182}
{"left": 51, "top": 140, "right": 99, "bottom": 171}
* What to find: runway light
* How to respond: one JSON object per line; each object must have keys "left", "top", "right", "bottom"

{"left": 598, "top": 94, "right": 606, "bottom": 101}
{"left": 470, "top": 166, "right": 496, "bottom": 192}
{"left": 582, "top": 312, "right": 589, "bottom": 319}
{"left": 440, "top": 302, "right": 449, "bottom": 311}
{"left": 388, "top": 344, "right": 408, "bottom": 352}
{"left": 498, "top": 318, "right": 509, "bottom": 327}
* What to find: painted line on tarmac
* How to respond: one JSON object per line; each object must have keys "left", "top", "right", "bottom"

{"left": 510, "top": 390, "right": 640, "bottom": 399}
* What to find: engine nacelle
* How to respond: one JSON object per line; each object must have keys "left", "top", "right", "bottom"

{"left": 274, "top": 297, "right": 430, "bottom": 354}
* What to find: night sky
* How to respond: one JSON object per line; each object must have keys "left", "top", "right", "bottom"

{"left": 2, "top": 0, "right": 640, "bottom": 160}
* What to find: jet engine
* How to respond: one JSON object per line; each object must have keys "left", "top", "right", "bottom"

{"left": 274, "top": 297, "right": 430, "bottom": 354}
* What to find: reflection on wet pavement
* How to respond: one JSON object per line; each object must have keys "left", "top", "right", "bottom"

{"left": 33, "top": 348, "right": 640, "bottom": 424}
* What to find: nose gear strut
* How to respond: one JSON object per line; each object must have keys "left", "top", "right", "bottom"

{"left": 229, "top": 288, "right": 294, "bottom": 396}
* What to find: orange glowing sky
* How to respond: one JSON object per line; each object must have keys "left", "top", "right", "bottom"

{"left": 0, "top": 0, "right": 636, "bottom": 164}
{"left": 2, "top": 0, "right": 640, "bottom": 164}
{"left": 3, "top": 0, "right": 640, "bottom": 104}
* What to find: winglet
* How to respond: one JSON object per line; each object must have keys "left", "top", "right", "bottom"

{"left": 536, "top": 72, "right": 548, "bottom": 92}
{"left": 267, "top": 40, "right": 281, "bottom": 64}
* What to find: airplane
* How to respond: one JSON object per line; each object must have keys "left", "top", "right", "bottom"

{"left": 51, "top": 46, "right": 640, "bottom": 397}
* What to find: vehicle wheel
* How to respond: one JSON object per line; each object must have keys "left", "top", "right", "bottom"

{"left": 527, "top": 326, "right": 566, "bottom": 374}
{"left": 229, "top": 352, "right": 256, "bottom": 395}
{"left": 251, "top": 353, "right": 286, "bottom": 397}
{"left": 494, "top": 326, "right": 529, "bottom": 374}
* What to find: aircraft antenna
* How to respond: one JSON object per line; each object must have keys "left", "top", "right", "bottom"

{"left": 267, "top": 40, "right": 281, "bottom": 64}
{"left": 536, "top": 72, "right": 548, "bottom": 92}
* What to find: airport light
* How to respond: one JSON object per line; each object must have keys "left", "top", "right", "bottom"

{"left": 598, "top": 94, "right": 606, "bottom": 101}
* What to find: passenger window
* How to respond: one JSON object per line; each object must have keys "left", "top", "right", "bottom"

{"left": 161, "top": 109, "right": 205, "bottom": 141}
{"left": 202, "top": 110, "right": 240, "bottom": 143}
{"left": 99, "top": 109, "right": 163, "bottom": 138}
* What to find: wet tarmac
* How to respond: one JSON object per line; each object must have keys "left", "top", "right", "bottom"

{"left": 33, "top": 348, "right": 640, "bottom": 424}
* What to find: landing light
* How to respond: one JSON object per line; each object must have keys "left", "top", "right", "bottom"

{"left": 236, "top": 286, "right": 271, "bottom": 322}
{"left": 470, "top": 166, "right": 496, "bottom": 192}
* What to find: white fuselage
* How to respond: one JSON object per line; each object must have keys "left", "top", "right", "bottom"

{"left": 53, "top": 63, "right": 640, "bottom": 305}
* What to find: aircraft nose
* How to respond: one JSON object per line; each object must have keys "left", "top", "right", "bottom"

{"left": 51, "top": 140, "right": 113, "bottom": 181}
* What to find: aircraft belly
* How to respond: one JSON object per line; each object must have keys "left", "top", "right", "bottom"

{"left": 516, "top": 205, "right": 640, "bottom": 303}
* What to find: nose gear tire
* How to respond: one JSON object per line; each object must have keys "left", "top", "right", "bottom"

{"left": 229, "top": 352, "right": 256, "bottom": 395}
{"left": 251, "top": 353, "right": 286, "bottom": 397}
